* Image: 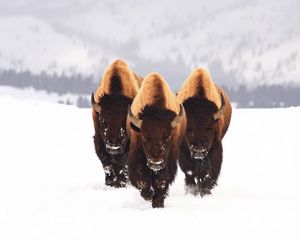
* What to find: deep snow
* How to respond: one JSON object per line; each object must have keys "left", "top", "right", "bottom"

{"left": 0, "top": 96, "right": 299, "bottom": 240}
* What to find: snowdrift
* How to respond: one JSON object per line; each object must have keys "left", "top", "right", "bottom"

{"left": 0, "top": 96, "right": 299, "bottom": 240}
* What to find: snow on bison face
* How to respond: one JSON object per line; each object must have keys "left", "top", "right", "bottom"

{"left": 128, "top": 104, "right": 184, "bottom": 172}
{"left": 92, "top": 93, "right": 132, "bottom": 155}
{"left": 183, "top": 94, "right": 225, "bottom": 160}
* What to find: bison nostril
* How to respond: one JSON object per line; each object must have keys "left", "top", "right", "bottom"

{"left": 106, "top": 143, "right": 121, "bottom": 150}
{"left": 193, "top": 147, "right": 207, "bottom": 153}
{"left": 190, "top": 145, "right": 209, "bottom": 160}
{"left": 105, "top": 141, "right": 123, "bottom": 155}
{"left": 200, "top": 147, "right": 207, "bottom": 153}
{"left": 147, "top": 158, "right": 165, "bottom": 172}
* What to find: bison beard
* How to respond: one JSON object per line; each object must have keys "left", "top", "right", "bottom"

{"left": 128, "top": 148, "right": 177, "bottom": 208}
{"left": 128, "top": 135, "right": 178, "bottom": 208}
{"left": 93, "top": 131, "right": 129, "bottom": 188}
{"left": 179, "top": 136, "right": 223, "bottom": 197}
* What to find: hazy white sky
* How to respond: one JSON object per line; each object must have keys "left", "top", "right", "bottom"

{"left": 0, "top": 0, "right": 299, "bottom": 87}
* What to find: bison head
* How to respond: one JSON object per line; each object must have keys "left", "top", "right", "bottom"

{"left": 183, "top": 93, "right": 225, "bottom": 160}
{"left": 128, "top": 105, "right": 184, "bottom": 172}
{"left": 92, "top": 93, "right": 132, "bottom": 155}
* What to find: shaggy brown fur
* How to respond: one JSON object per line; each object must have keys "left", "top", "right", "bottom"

{"left": 92, "top": 59, "right": 143, "bottom": 188}
{"left": 93, "top": 59, "right": 142, "bottom": 102}
{"left": 177, "top": 68, "right": 232, "bottom": 196}
{"left": 127, "top": 73, "right": 186, "bottom": 208}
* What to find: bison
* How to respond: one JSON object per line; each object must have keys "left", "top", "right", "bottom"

{"left": 127, "top": 73, "right": 186, "bottom": 208}
{"left": 91, "top": 59, "right": 142, "bottom": 188}
{"left": 177, "top": 68, "right": 232, "bottom": 196}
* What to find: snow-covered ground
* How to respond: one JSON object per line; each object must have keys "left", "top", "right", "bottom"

{"left": 0, "top": 96, "right": 299, "bottom": 240}
{"left": 0, "top": 86, "right": 84, "bottom": 105}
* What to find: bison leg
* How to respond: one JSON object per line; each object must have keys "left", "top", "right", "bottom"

{"left": 185, "top": 171, "right": 197, "bottom": 195}
{"left": 209, "top": 141, "right": 223, "bottom": 184}
{"left": 151, "top": 172, "right": 171, "bottom": 208}
{"left": 94, "top": 135, "right": 119, "bottom": 187}
{"left": 128, "top": 149, "right": 154, "bottom": 200}
{"left": 152, "top": 183, "right": 167, "bottom": 208}
{"left": 178, "top": 142, "right": 197, "bottom": 194}
{"left": 111, "top": 153, "right": 128, "bottom": 188}
{"left": 205, "top": 140, "right": 222, "bottom": 189}
{"left": 129, "top": 165, "right": 153, "bottom": 201}
{"left": 197, "top": 175, "right": 212, "bottom": 197}
{"left": 198, "top": 141, "right": 223, "bottom": 196}
{"left": 103, "top": 165, "right": 117, "bottom": 187}
{"left": 101, "top": 158, "right": 122, "bottom": 188}
{"left": 152, "top": 195, "right": 165, "bottom": 208}
{"left": 116, "top": 165, "right": 128, "bottom": 188}
{"left": 110, "top": 163, "right": 128, "bottom": 188}
{"left": 137, "top": 174, "right": 153, "bottom": 201}
{"left": 140, "top": 185, "right": 154, "bottom": 201}
{"left": 135, "top": 176, "right": 153, "bottom": 201}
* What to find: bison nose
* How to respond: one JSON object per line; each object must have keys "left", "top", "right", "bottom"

{"left": 193, "top": 146, "right": 207, "bottom": 153}
{"left": 147, "top": 158, "right": 165, "bottom": 172}
{"left": 191, "top": 146, "right": 208, "bottom": 160}
{"left": 105, "top": 138, "right": 123, "bottom": 155}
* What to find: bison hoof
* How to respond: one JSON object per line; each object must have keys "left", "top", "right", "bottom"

{"left": 106, "top": 180, "right": 127, "bottom": 188}
{"left": 152, "top": 198, "right": 164, "bottom": 208}
{"left": 105, "top": 174, "right": 116, "bottom": 187}
{"left": 115, "top": 173, "right": 128, "bottom": 188}
{"left": 185, "top": 184, "right": 197, "bottom": 196}
{"left": 141, "top": 188, "right": 154, "bottom": 201}
{"left": 113, "top": 180, "right": 127, "bottom": 188}
{"left": 105, "top": 174, "right": 127, "bottom": 188}
{"left": 199, "top": 188, "right": 212, "bottom": 197}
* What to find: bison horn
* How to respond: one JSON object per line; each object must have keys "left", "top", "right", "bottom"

{"left": 91, "top": 92, "right": 100, "bottom": 113}
{"left": 171, "top": 104, "right": 184, "bottom": 128}
{"left": 213, "top": 92, "right": 226, "bottom": 120}
{"left": 128, "top": 105, "right": 143, "bottom": 129}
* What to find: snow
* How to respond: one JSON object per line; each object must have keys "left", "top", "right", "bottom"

{"left": 0, "top": 97, "right": 299, "bottom": 240}
{"left": 0, "top": 86, "right": 83, "bottom": 104}
{"left": 0, "top": 16, "right": 97, "bottom": 75}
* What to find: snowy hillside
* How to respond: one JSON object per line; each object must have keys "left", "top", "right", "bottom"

{"left": 0, "top": 97, "right": 299, "bottom": 240}
{"left": 0, "top": 85, "right": 84, "bottom": 105}
{"left": 0, "top": 0, "right": 300, "bottom": 89}
{"left": 0, "top": 16, "right": 97, "bottom": 76}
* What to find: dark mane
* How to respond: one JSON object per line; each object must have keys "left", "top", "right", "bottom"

{"left": 138, "top": 105, "right": 177, "bottom": 122}
{"left": 183, "top": 96, "right": 218, "bottom": 118}
{"left": 109, "top": 68, "right": 123, "bottom": 93}
{"left": 98, "top": 93, "right": 132, "bottom": 108}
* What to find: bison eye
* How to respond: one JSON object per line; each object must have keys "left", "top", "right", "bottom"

{"left": 141, "top": 135, "right": 148, "bottom": 142}
{"left": 186, "top": 128, "right": 193, "bottom": 136}
{"left": 163, "top": 135, "right": 171, "bottom": 142}
{"left": 206, "top": 127, "right": 213, "bottom": 132}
